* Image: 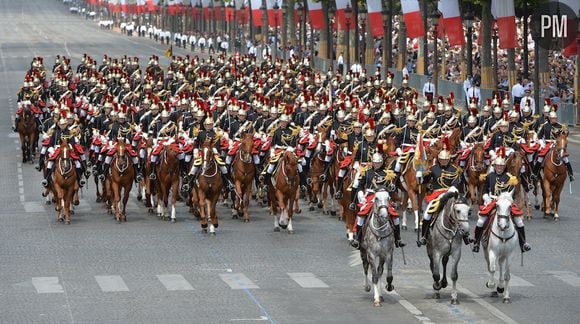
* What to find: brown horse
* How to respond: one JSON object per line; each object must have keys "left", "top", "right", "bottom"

{"left": 110, "top": 139, "right": 135, "bottom": 223}
{"left": 52, "top": 138, "right": 79, "bottom": 225}
{"left": 154, "top": 141, "right": 180, "bottom": 222}
{"left": 542, "top": 132, "right": 568, "bottom": 220}
{"left": 268, "top": 149, "right": 299, "bottom": 233}
{"left": 17, "top": 106, "right": 38, "bottom": 163}
{"left": 335, "top": 146, "right": 356, "bottom": 241}
{"left": 231, "top": 133, "right": 255, "bottom": 222}
{"left": 466, "top": 142, "right": 486, "bottom": 208}
{"left": 193, "top": 143, "right": 224, "bottom": 234}
{"left": 308, "top": 141, "right": 336, "bottom": 215}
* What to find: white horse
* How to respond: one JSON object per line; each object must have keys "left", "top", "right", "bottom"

{"left": 483, "top": 191, "right": 519, "bottom": 303}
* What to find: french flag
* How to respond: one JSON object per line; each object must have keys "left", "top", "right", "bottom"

{"left": 266, "top": 0, "right": 282, "bottom": 27}
{"left": 167, "top": 0, "right": 183, "bottom": 16}
{"left": 307, "top": 0, "right": 324, "bottom": 30}
{"left": 438, "top": 0, "right": 465, "bottom": 46}
{"left": 202, "top": 0, "right": 211, "bottom": 21}
{"left": 560, "top": 0, "right": 579, "bottom": 56}
{"left": 491, "top": 0, "right": 517, "bottom": 49}
{"left": 335, "top": 0, "right": 354, "bottom": 30}
{"left": 250, "top": 0, "right": 262, "bottom": 26}
{"left": 401, "top": 0, "right": 425, "bottom": 39}
{"left": 146, "top": 0, "right": 159, "bottom": 13}
{"left": 366, "top": 0, "right": 383, "bottom": 37}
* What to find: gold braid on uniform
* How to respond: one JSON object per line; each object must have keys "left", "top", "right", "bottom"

{"left": 436, "top": 167, "right": 462, "bottom": 188}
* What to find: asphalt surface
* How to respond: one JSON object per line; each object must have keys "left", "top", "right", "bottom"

{"left": 1, "top": 1, "right": 580, "bottom": 323}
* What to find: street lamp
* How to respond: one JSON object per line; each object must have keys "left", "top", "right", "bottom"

{"left": 431, "top": 9, "right": 440, "bottom": 96}
{"left": 282, "top": 2, "right": 288, "bottom": 60}
{"left": 273, "top": 1, "right": 280, "bottom": 60}
{"left": 345, "top": 4, "right": 352, "bottom": 74}
{"left": 328, "top": 5, "right": 336, "bottom": 69}
{"left": 464, "top": 4, "right": 474, "bottom": 79}
{"left": 208, "top": 1, "right": 214, "bottom": 34}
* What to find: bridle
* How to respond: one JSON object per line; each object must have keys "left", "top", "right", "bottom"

{"left": 491, "top": 213, "right": 516, "bottom": 243}
{"left": 281, "top": 152, "right": 298, "bottom": 186}
{"left": 201, "top": 147, "right": 217, "bottom": 177}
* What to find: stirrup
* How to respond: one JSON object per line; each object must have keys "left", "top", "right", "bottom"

{"left": 472, "top": 244, "right": 480, "bottom": 253}
{"left": 319, "top": 173, "right": 327, "bottom": 181}
{"left": 395, "top": 240, "right": 406, "bottom": 248}
{"left": 136, "top": 174, "right": 143, "bottom": 182}
{"left": 149, "top": 173, "right": 156, "bottom": 180}
{"left": 334, "top": 191, "right": 343, "bottom": 199}
{"left": 306, "top": 177, "right": 313, "bottom": 185}
{"left": 98, "top": 174, "right": 105, "bottom": 181}
{"left": 521, "top": 242, "right": 531, "bottom": 252}
{"left": 41, "top": 179, "right": 48, "bottom": 188}
{"left": 350, "top": 239, "right": 360, "bottom": 249}
{"left": 79, "top": 179, "right": 86, "bottom": 187}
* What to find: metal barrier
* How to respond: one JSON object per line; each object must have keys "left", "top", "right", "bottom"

{"left": 557, "top": 103, "right": 576, "bottom": 126}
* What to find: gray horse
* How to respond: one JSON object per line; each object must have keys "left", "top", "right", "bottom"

{"left": 426, "top": 188, "right": 471, "bottom": 304}
{"left": 360, "top": 189, "right": 395, "bottom": 307}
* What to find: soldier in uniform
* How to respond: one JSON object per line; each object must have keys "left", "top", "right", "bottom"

{"left": 349, "top": 152, "right": 404, "bottom": 249}
{"left": 458, "top": 110, "right": 484, "bottom": 168}
{"left": 100, "top": 112, "right": 142, "bottom": 182}
{"left": 393, "top": 114, "right": 419, "bottom": 174}
{"left": 484, "top": 106, "right": 504, "bottom": 135}
{"left": 472, "top": 151, "right": 531, "bottom": 253}
{"left": 396, "top": 76, "right": 414, "bottom": 101}
{"left": 418, "top": 148, "right": 463, "bottom": 245}
{"left": 335, "top": 118, "right": 364, "bottom": 198}
{"left": 532, "top": 111, "right": 574, "bottom": 181}
{"left": 421, "top": 109, "right": 441, "bottom": 140}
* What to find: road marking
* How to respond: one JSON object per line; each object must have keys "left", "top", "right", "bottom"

{"left": 230, "top": 317, "right": 269, "bottom": 321}
{"left": 288, "top": 272, "right": 329, "bottom": 288}
{"left": 219, "top": 273, "right": 259, "bottom": 290}
{"left": 387, "top": 291, "right": 434, "bottom": 324}
{"left": 95, "top": 275, "right": 130, "bottom": 292}
{"left": 545, "top": 271, "right": 580, "bottom": 287}
{"left": 156, "top": 274, "right": 194, "bottom": 291}
{"left": 32, "top": 277, "right": 64, "bottom": 294}
{"left": 24, "top": 201, "right": 45, "bottom": 213}
{"left": 510, "top": 275, "right": 534, "bottom": 287}
{"left": 457, "top": 286, "right": 519, "bottom": 324}
{"left": 8, "top": 133, "right": 18, "bottom": 138}
{"left": 349, "top": 250, "right": 361, "bottom": 267}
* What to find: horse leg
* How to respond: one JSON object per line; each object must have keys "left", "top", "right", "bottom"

{"left": 401, "top": 193, "right": 408, "bottom": 230}
{"left": 543, "top": 179, "right": 552, "bottom": 218}
{"left": 501, "top": 256, "right": 511, "bottom": 303}
{"left": 450, "top": 248, "right": 461, "bottom": 305}
{"left": 199, "top": 192, "right": 208, "bottom": 233}
{"left": 385, "top": 246, "right": 394, "bottom": 292}
{"left": 533, "top": 181, "right": 541, "bottom": 210}
{"left": 409, "top": 191, "right": 420, "bottom": 231}
{"left": 441, "top": 255, "right": 449, "bottom": 289}
{"left": 113, "top": 183, "right": 121, "bottom": 223}
{"left": 294, "top": 188, "right": 301, "bottom": 214}
{"left": 64, "top": 189, "right": 72, "bottom": 225}
{"left": 122, "top": 184, "right": 130, "bottom": 222}
{"left": 370, "top": 254, "right": 382, "bottom": 307}
{"left": 361, "top": 250, "right": 371, "bottom": 292}
{"left": 287, "top": 196, "right": 294, "bottom": 234}
{"left": 171, "top": 181, "right": 178, "bottom": 222}
{"left": 55, "top": 187, "right": 64, "bottom": 222}
{"left": 553, "top": 184, "right": 563, "bottom": 221}
{"left": 243, "top": 187, "right": 250, "bottom": 223}
{"left": 208, "top": 198, "right": 216, "bottom": 235}
{"left": 276, "top": 191, "right": 288, "bottom": 229}
{"left": 485, "top": 249, "right": 498, "bottom": 295}
{"left": 430, "top": 251, "right": 442, "bottom": 299}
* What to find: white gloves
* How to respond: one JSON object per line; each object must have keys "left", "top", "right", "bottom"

{"left": 396, "top": 148, "right": 402, "bottom": 156}
{"left": 483, "top": 193, "right": 492, "bottom": 205}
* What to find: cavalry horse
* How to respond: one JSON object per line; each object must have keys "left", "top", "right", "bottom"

{"left": 465, "top": 142, "right": 487, "bottom": 209}
{"left": 17, "top": 105, "right": 38, "bottom": 163}
{"left": 51, "top": 138, "right": 79, "bottom": 225}
{"left": 541, "top": 131, "right": 568, "bottom": 220}
{"left": 335, "top": 144, "right": 357, "bottom": 241}
{"left": 268, "top": 149, "right": 300, "bottom": 233}
{"left": 192, "top": 142, "right": 224, "bottom": 234}
{"left": 109, "top": 139, "right": 136, "bottom": 223}
{"left": 425, "top": 189, "right": 470, "bottom": 304}
{"left": 154, "top": 139, "right": 180, "bottom": 222}
{"left": 307, "top": 137, "right": 336, "bottom": 215}
{"left": 231, "top": 132, "right": 255, "bottom": 222}
{"left": 360, "top": 189, "right": 395, "bottom": 307}
{"left": 482, "top": 191, "right": 519, "bottom": 304}
{"left": 506, "top": 148, "right": 527, "bottom": 218}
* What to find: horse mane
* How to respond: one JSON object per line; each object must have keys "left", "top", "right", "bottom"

{"left": 498, "top": 191, "right": 514, "bottom": 203}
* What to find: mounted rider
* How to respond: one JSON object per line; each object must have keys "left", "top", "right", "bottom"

{"left": 472, "top": 147, "right": 531, "bottom": 253}
{"left": 349, "top": 152, "right": 403, "bottom": 249}
{"left": 532, "top": 110, "right": 573, "bottom": 181}
{"left": 457, "top": 108, "right": 484, "bottom": 169}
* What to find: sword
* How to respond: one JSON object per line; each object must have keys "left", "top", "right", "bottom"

{"left": 400, "top": 246, "right": 407, "bottom": 265}
{"left": 570, "top": 182, "right": 573, "bottom": 195}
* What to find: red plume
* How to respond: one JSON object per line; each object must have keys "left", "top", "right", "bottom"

{"left": 470, "top": 108, "right": 478, "bottom": 116}
{"left": 358, "top": 110, "right": 365, "bottom": 123}
{"left": 503, "top": 112, "right": 509, "bottom": 121}
{"left": 545, "top": 98, "right": 551, "bottom": 105}
{"left": 499, "top": 146, "right": 506, "bottom": 158}
{"left": 431, "top": 104, "right": 436, "bottom": 112}
{"left": 552, "top": 103, "right": 558, "bottom": 112}
{"left": 514, "top": 103, "right": 520, "bottom": 113}
{"left": 368, "top": 118, "right": 375, "bottom": 130}
{"left": 486, "top": 98, "right": 492, "bottom": 106}
{"left": 449, "top": 92, "right": 455, "bottom": 100}
{"left": 285, "top": 104, "right": 294, "bottom": 115}
{"left": 385, "top": 103, "right": 392, "bottom": 113}
{"left": 442, "top": 135, "right": 449, "bottom": 151}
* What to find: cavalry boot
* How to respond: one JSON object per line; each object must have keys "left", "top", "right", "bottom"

{"left": 319, "top": 161, "right": 331, "bottom": 181}
{"left": 99, "top": 164, "right": 110, "bottom": 182}
{"left": 149, "top": 161, "right": 157, "bottom": 180}
{"left": 472, "top": 226, "right": 483, "bottom": 253}
{"left": 566, "top": 162, "right": 574, "bottom": 182}
{"left": 42, "top": 168, "right": 53, "bottom": 188}
{"left": 222, "top": 173, "right": 235, "bottom": 192}
{"left": 36, "top": 155, "right": 45, "bottom": 172}
{"left": 531, "top": 162, "right": 541, "bottom": 181}
{"left": 262, "top": 172, "right": 272, "bottom": 187}
{"left": 12, "top": 117, "right": 19, "bottom": 132}
{"left": 335, "top": 176, "right": 344, "bottom": 199}
{"left": 299, "top": 173, "right": 308, "bottom": 193}
{"left": 516, "top": 227, "right": 531, "bottom": 252}
{"left": 349, "top": 190, "right": 357, "bottom": 210}
{"left": 418, "top": 218, "right": 431, "bottom": 246}
{"left": 351, "top": 225, "right": 363, "bottom": 249}
{"left": 179, "top": 160, "right": 188, "bottom": 178}
{"left": 394, "top": 224, "right": 406, "bottom": 248}
{"left": 134, "top": 164, "right": 143, "bottom": 182}
{"left": 76, "top": 168, "right": 86, "bottom": 188}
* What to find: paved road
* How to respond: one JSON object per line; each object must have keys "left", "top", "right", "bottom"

{"left": 1, "top": 1, "right": 580, "bottom": 323}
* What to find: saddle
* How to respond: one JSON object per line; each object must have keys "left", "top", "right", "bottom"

{"left": 426, "top": 190, "right": 457, "bottom": 227}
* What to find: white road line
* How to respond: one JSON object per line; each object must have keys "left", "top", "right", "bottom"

{"left": 156, "top": 274, "right": 194, "bottom": 291}
{"left": 24, "top": 201, "right": 44, "bottom": 213}
{"left": 545, "top": 271, "right": 580, "bottom": 287}
{"left": 510, "top": 275, "right": 534, "bottom": 287}
{"left": 349, "top": 250, "right": 362, "bottom": 267}
{"left": 32, "top": 277, "right": 64, "bottom": 294}
{"left": 388, "top": 291, "right": 435, "bottom": 324}
{"left": 219, "top": 273, "right": 260, "bottom": 290}
{"left": 457, "top": 286, "right": 519, "bottom": 324}
{"left": 230, "top": 317, "right": 269, "bottom": 321}
{"left": 288, "top": 272, "right": 329, "bottom": 288}
{"left": 94, "top": 275, "right": 130, "bottom": 292}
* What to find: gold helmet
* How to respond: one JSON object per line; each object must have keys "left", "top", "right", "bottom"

{"left": 372, "top": 152, "right": 383, "bottom": 164}
{"left": 438, "top": 150, "right": 451, "bottom": 160}
{"left": 494, "top": 157, "right": 506, "bottom": 166}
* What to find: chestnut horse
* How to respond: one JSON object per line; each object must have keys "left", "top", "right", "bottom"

{"left": 193, "top": 143, "right": 224, "bottom": 234}
{"left": 52, "top": 138, "right": 79, "bottom": 225}
{"left": 542, "top": 131, "right": 568, "bottom": 220}
{"left": 268, "top": 149, "right": 299, "bottom": 234}
{"left": 155, "top": 141, "right": 180, "bottom": 222}
{"left": 465, "top": 142, "right": 486, "bottom": 209}
{"left": 308, "top": 140, "right": 336, "bottom": 215}
{"left": 231, "top": 133, "right": 255, "bottom": 222}
{"left": 335, "top": 145, "right": 356, "bottom": 241}
{"left": 17, "top": 106, "right": 38, "bottom": 163}
{"left": 110, "top": 139, "right": 136, "bottom": 223}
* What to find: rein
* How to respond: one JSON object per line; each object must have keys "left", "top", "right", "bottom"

{"left": 201, "top": 153, "right": 218, "bottom": 177}
{"left": 491, "top": 214, "right": 516, "bottom": 243}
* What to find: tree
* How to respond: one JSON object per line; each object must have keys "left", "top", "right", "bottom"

{"left": 480, "top": 0, "right": 493, "bottom": 89}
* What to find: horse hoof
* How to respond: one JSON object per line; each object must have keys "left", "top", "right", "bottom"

{"left": 58, "top": 218, "right": 63, "bottom": 222}
{"left": 232, "top": 215, "right": 238, "bottom": 219}
{"left": 96, "top": 197, "right": 102, "bottom": 203}
{"left": 309, "top": 206, "right": 315, "bottom": 212}
{"left": 364, "top": 285, "right": 371, "bottom": 292}
{"left": 330, "top": 211, "right": 336, "bottom": 216}
{"left": 70, "top": 210, "right": 75, "bottom": 215}
{"left": 544, "top": 213, "right": 550, "bottom": 219}
{"left": 433, "top": 282, "right": 441, "bottom": 291}
{"left": 201, "top": 228, "right": 208, "bottom": 234}
{"left": 373, "top": 301, "right": 382, "bottom": 307}
{"left": 280, "top": 224, "right": 288, "bottom": 230}
{"left": 554, "top": 215, "right": 560, "bottom": 221}
{"left": 295, "top": 209, "right": 301, "bottom": 214}
{"left": 451, "top": 298, "right": 459, "bottom": 305}
{"left": 288, "top": 230, "right": 294, "bottom": 235}
{"left": 210, "top": 232, "right": 216, "bottom": 236}
{"left": 243, "top": 219, "right": 249, "bottom": 223}
{"left": 503, "top": 298, "right": 511, "bottom": 304}
{"left": 148, "top": 208, "right": 154, "bottom": 214}
{"left": 386, "top": 283, "right": 394, "bottom": 292}
{"left": 323, "top": 210, "right": 329, "bottom": 215}
{"left": 73, "top": 200, "right": 79, "bottom": 206}
{"left": 490, "top": 291, "right": 498, "bottom": 297}
{"left": 534, "top": 204, "right": 540, "bottom": 210}
{"left": 171, "top": 219, "right": 176, "bottom": 223}
{"left": 136, "top": 195, "right": 142, "bottom": 201}
{"left": 497, "top": 287, "right": 505, "bottom": 294}
{"left": 402, "top": 225, "right": 407, "bottom": 231}
{"left": 379, "top": 296, "right": 384, "bottom": 302}
{"left": 274, "top": 227, "right": 281, "bottom": 232}
{"left": 433, "top": 292, "right": 440, "bottom": 299}
{"left": 64, "top": 220, "right": 70, "bottom": 225}
{"left": 440, "top": 280, "right": 448, "bottom": 289}
{"left": 317, "top": 202, "right": 323, "bottom": 209}
{"left": 486, "top": 282, "right": 496, "bottom": 289}
{"left": 45, "top": 200, "right": 51, "bottom": 205}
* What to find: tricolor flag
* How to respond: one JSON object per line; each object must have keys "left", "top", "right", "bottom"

{"left": 491, "top": 0, "right": 517, "bottom": 49}
{"left": 560, "top": 0, "right": 580, "bottom": 56}
{"left": 401, "top": 0, "right": 425, "bottom": 39}
{"left": 147, "top": 0, "right": 160, "bottom": 12}
{"left": 414, "top": 133, "right": 428, "bottom": 174}
{"left": 266, "top": 0, "right": 282, "bottom": 27}
{"left": 250, "top": 0, "right": 262, "bottom": 26}
{"left": 307, "top": 0, "right": 324, "bottom": 30}
{"left": 438, "top": 0, "right": 465, "bottom": 46}
{"left": 335, "top": 0, "right": 354, "bottom": 30}
{"left": 366, "top": 0, "right": 383, "bottom": 37}
{"left": 167, "top": 0, "right": 183, "bottom": 16}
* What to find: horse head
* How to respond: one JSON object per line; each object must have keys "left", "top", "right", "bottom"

{"left": 373, "top": 190, "right": 391, "bottom": 219}
{"left": 496, "top": 191, "right": 514, "bottom": 231}
{"left": 471, "top": 142, "right": 485, "bottom": 172}
{"left": 201, "top": 142, "right": 216, "bottom": 174}
{"left": 451, "top": 196, "right": 471, "bottom": 235}
{"left": 116, "top": 137, "right": 126, "bottom": 157}
{"left": 239, "top": 132, "right": 254, "bottom": 163}
{"left": 556, "top": 131, "right": 568, "bottom": 161}
{"left": 283, "top": 149, "right": 299, "bottom": 180}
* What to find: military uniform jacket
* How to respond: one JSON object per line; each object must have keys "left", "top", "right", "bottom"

{"left": 345, "top": 132, "right": 363, "bottom": 153}
{"left": 196, "top": 129, "right": 220, "bottom": 149}
{"left": 108, "top": 121, "right": 133, "bottom": 141}
{"left": 49, "top": 128, "right": 74, "bottom": 147}
{"left": 484, "top": 117, "right": 501, "bottom": 135}
{"left": 358, "top": 167, "right": 389, "bottom": 192}
{"left": 272, "top": 126, "right": 297, "bottom": 147}
{"left": 482, "top": 172, "right": 516, "bottom": 196}
{"left": 151, "top": 120, "right": 176, "bottom": 138}
{"left": 490, "top": 131, "right": 514, "bottom": 150}
{"left": 461, "top": 125, "right": 484, "bottom": 143}
{"left": 537, "top": 121, "right": 563, "bottom": 140}
{"left": 354, "top": 139, "right": 376, "bottom": 163}
{"left": 423, "top": 164, "right": 462, "bottom": 191}
{"left": 396, "top": 125, "right": 418, "bottom": 148}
